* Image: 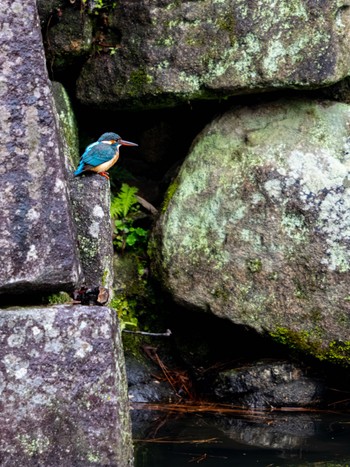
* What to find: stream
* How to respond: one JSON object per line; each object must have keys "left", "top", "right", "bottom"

{"left": 133, "top": 407, "right": 350, "bottom": 466}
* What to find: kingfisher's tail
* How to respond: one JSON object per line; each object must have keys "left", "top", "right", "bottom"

{"left": 73, "top": 161, "right": 85, "bottom": 177}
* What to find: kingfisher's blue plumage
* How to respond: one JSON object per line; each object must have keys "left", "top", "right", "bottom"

{"left": 74, "top": 132, "right": 138, "bottom": 179}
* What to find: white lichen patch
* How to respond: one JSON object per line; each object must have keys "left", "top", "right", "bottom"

{"left": 15, "top": 367, "right": 28, "bottom": 379}
{"left": 44, "top": 340, "right": 63, "bottom": 354}
{"left": 3, "top": 354, "right": 29, "bottom": 378}
{"left": 317, "top": 189, "right": 350, "bottom": 271}
{"left": 26, "top": 245, "right": 38, "bottom": 262}
{"left": 286, "top": 149, "right": 349, "bottom": 194}
{"left": 74, "top": 339, "right": 93, "bottom": 359}
{"left": 92, "top": 205, "right": 104, "bottom": 218}
{"left": 7, "top": 333, "right": 25, "bottom": 348}
{"left": 281, "top": 212, "right": 308, "bottom": 244}
{"left": 26, "top": 208, "right": 40, "bottom": 222}
{"left": 264, "top": 179, "right": 282, "bottom": 200}
{"left": 88, "top": 221, "right": 100, "bottom": 239}
{"left": 54, "top": 178, "right": 65, "bottom": 193}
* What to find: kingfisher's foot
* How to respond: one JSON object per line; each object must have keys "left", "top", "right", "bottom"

{"left": 99, "top": 172, "right": 110, "bottom": 179}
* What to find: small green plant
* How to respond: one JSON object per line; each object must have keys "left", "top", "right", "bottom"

{"left": 110, "top": 295, "right": 139, "bottom": 331}
{"left": 81, "top": 0, "right": 117, "bottom": 14}
{"left": 111, "top": 183, "right": 149, "bottom": 253}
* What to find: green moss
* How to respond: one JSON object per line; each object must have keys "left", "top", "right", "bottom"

{"left": 46, "top": 292, "right": 71, "bottom": 305}
{"left": 156, "top": 37, "right": 175, "bottom": 47}
{"left": 246, "top": 258, "right": 262, "bottom": 273}
{"left": 112, "top": 253, "right": 158, "bottom": 332}
{"left": 211, "top": 285, "right": 230, "bottom": 301}
{"left": 270, "top": 327, "right": 322, "bottom": 355}
{"left": 323, "top": 341, "right": 350, "bottom": 365}
{"left": 161, "top": 178, "right": 180, "bottom": 213}
{"left": 270, "top": 327, "right": 350, "bottom": 366}
{"left": 126, "top": 68, "right": 153, "bottom": 97}
{"left": 293, "top": 279, "right": 308, "bottom": 299}
{"left": 216, "top": 15, "right": 236, "bottom": 46}
{"left": 52, "top": 82, "right": 80, "bottom": 168}
{"left": 110, "top": 294, "right": 139, "bottom": 331}
{"left": 101, "top": 269, "right": 109, "bottom": 287}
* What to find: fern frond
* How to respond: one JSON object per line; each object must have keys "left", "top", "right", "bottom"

{"left": 111, "top": 183, "right": 139, "bottom": 218}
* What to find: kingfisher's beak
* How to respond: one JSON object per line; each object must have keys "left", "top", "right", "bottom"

{"left": 120, "top": 139, "right": 138, "bottom": 147}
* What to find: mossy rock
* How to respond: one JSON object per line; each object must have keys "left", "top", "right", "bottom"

{"left": 153, "top": 98, "right": 350, "bottom": 366}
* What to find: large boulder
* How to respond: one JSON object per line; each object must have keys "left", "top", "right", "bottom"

{"left": 77, "top": 0, "right": 350, "bottom": 110}
{"left": 153, "top": 99, "right": 350, "bottom": 365}
{"left": 0, "top": 0, "right": 81, "bottom": 295}
{"left": 0, "top": 305, "right": 133, "bottom": 466}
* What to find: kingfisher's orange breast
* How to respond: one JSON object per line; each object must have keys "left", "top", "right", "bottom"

{"left": 91, "top": 152, "right": 119, "bottom": 173}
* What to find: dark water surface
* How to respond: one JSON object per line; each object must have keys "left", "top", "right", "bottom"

{"left": 133, "top": 407, "right": 350, "bottom": 466}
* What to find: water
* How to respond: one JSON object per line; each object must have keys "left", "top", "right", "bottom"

{"left": 133, "top": 407, "right": 350, "bottom": 466}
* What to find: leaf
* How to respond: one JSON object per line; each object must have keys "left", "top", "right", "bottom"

{"left": 134, "top": 227, "right": 148, "bottom": 237}
{"left": 111, "top": 183, "right": 139, "bottom": 219}
{"left": 126, "top": 232, "right": 138, "bottom": 246}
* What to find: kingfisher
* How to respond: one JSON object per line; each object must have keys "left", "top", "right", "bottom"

{"left": 74, "top": 132, "right": 138, "bottom": 179}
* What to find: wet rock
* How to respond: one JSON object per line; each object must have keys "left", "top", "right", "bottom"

{"left": 45, "top": 7, "right": 93, "bottom": 71}
{"left": 126, "top": 353, "right": 177, "bottom": 404}
{"left": 37, "top": 0, "right": 65, "bottom": 27}
{"left": 214, "top": 361, "right": 324, "bottom": 408}
{"left": 76, "top": 0, "right": 350, "bottom": 110}
{"left": 153, "top": 98, "right": 350, "bottom": 365}
{"left": 0, "top": 0, "right": 81, "bottom": 295}
{"left": 0, "top": 305, "right": 133, "bottom": 466}
{"left": 70, "top": 175, "right": 114, "bottom": 291}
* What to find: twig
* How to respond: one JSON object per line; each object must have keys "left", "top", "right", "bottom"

{"left": 122, "top": 329, "right": 172, "bottom": 337}
{"left": 136, "top": 195, "right": 158, "bottom": 215}
{"left": 134, "top": 437, "right": 219, "bottom": 444}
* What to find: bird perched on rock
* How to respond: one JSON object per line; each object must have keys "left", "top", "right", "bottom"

{"left": 74, "top": 132, "right": 138, "bottom": 179}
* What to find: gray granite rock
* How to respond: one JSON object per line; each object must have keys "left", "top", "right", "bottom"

{"left": 45, "top": 7, "right": 93, "bottom": 70}
{"left": 70, "top": 175, "right": 114, "bottom": 292}
{"left": 0, "top": 305, "right": 133, "bottom": 466}
{"left": 153, "top": 98, "right": 350, "bottom": 365}
{"left": 76, "top": 0, "right": 350, "bottom": 110}
{"left": 0, "top": 0, "right": 81, "bottom": 295}
{"left": 52, "top": 81, "right": 80, "bottom": 174}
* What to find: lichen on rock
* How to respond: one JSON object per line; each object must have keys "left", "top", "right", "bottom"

{"left": 153, "top": 98, "right": 350, "bottom": 365}
{"left": 76, "top": 0, "right": 350, "bottom": 109}
{"left": 0, "top": 0, "right": 81, "bottom": 295}
{"left": 0, "top": 305, "right": 133, "bottom": 466}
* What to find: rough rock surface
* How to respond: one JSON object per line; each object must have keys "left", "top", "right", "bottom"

{"left": 214, "top": 361, "right": 324, "bottom": 408}
{"left": 125, "top": 353, "right": 178, "bottom": 404}
{"left": 45, "top": 7, "right": 93, "bottom": 70}
{"left": 0, "top": 0, "right": 81, "bottom": 295}
{"left": 52, "top": 81, "right": 80, "bottom": 174}
{"left": 153, "top": 99, "right": 350, "bottom": 364}
{"left": 70, "top": 175, "right": 114, "bottom": 291}
{"left": 76, "top": 0, "right": 350, "bottom": 109}
{"left": 0, "top": 305, "right": 133, "bottom": 466}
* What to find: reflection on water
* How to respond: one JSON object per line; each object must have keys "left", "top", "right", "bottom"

{"left": 133, "top": 407, "right": 350, "bottom": 466}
